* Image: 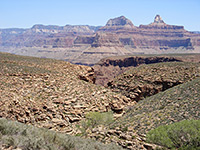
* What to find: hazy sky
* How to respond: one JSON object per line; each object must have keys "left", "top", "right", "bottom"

{"left": 0, "top": 0, "right": 200, "bottom": 31}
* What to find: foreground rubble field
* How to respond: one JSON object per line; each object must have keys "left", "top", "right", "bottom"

{"left": 0, "top": 52, "right": 131, "bottom": 134}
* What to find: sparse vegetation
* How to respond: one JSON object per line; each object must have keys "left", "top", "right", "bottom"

{"left": 0, "top": 118, "right": 75, "bottom": 150}
{"left": 146, "top": 119, "right": 200, "bottom": 149}
{"left": 1, "top": 52, "right": 200, "bottom": 149}
{"left": 78, "top": 111, "right": 114, "bottom": 136}
{"left": 0, "top": 52, "right": 128, "bottom": 135}
{"left": 110, "top": 77, "right": 200, "bottom": 135}
{"left": 0, "top": 118, "right": 123, "bottom": 150}
{"left": 108, "top": 62, "right": 200, "bottom": 101}
{"left": 85, "top": 111, "right": 114, "bottom": 128}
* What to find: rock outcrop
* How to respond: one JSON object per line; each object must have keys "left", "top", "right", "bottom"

{"left": 1, "top": 52, "right": 200, "bottom": 150}
{"left": 78, "top": 66, "right": 96, "bottom": 83}
{"left": 105, "top": 78, "right": 200, "bottom": 149}
{"left": 106, "top": 16, "right": 134, "bottom": 27}
{"left": 0, "top": 52, "right": 133, "bottom": 136}
{"left": 93, "top": 55, "right": 182, "bottom": 86}
{"left": 107, "top": 62, "right": 200, "bottom": 101}
{"left": 99, "top": 16, "right": 135, "bottom": 32}
{"left": 98, "top": 15, "right": 195, "bottom": 50}
{"left": 74, "top": 77, "right": 200, "bottom": 150}
{"left": 153, "top": 14, "right": 165, "bottom": 24}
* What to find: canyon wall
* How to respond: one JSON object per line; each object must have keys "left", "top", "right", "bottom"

{"left": 0, "top": 15, "right": 200, "bottom": 65}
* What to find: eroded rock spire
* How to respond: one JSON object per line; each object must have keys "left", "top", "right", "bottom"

{"left": 154, "top": 15, "right": 165, "bottom": 23}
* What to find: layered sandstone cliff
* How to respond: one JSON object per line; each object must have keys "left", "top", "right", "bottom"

{"left": 0, "top": 24, "right": 100, "bottom": 48}
{"left": 0, "top": 15, "right": 200, "bottom": 65}
{"left": 97, "top": 15, "right": 195, "bottom": 49}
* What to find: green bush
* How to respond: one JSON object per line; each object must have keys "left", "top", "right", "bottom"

{"left": 78, "top": 111, "right": 114, "bottom": 136}
{"left": 85, "top": 111, "right": 114, "bottom": 127}
{"left": 146, "top": 119, "right": 200, "bottom": 149}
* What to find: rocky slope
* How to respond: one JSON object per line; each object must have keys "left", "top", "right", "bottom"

{"left": 1, "top": 52, "right": 200, "bottom": 150}
{"left": 93, "top": 53, "right": 200, "bottom": 86}
{"left": 0, "top": 52, "right": 134, "bottom": 135}
{"left": 75, "top": 77, "right": 200, "bottom": 150}
{"left": 0, "top": 15, "right": 200, "bottom": 65}
{"left": 112, "top": 77, "right": 200, "bottom": 135}
{"left": 0, "top": 52, "right": 152, "bottom": 150}
{"left": 107, "top": 62, "right": 200, "bottom": 101}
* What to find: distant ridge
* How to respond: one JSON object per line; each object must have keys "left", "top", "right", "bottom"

{"left": 0, "top": 15, "right": 200, "bottom": 65}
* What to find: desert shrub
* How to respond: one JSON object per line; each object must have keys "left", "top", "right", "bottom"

{"left": 0, "top": 119, "right": 74, "bottom": 150}
{"left": 146, "top": 119, "right": 200, "bottom": 149}
{"left": 85, "top": 111, "right": 114, "bottom": 127}
{"left": 78, "top": 111, "right": 114, "bottom": 136}
{"left": 0, "top": 118, "right": 122, "bottom": 150}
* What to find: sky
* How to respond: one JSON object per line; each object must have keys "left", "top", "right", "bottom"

{"left": 0, "top": 0, "right": 200, "bottom": 31}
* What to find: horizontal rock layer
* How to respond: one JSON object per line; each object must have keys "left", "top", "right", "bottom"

{"left": 0, "top": 15, "right": 200, "bottom": 65}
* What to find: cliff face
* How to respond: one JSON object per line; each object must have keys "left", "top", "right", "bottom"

{"left": 105, "top": 78, "right": 200, "bottom": 149}
{"left": 98, "top": 56, "right": 180, "bottom": 67}
{"left": 107, "top": 62, "right": 200, "bottom": 102}
{"left": 0, "top": 15, "right": 200, "bottom": 65}
{"left": 1, "top": 15, "right": 199, "bottom": 49}
{"left": 93, "top": 53, "right": 200, "bottom": 86}
{"left": 97, "top": 15, "right": 196, "bottom": 50}
{"left": 93, "top": 56, "right": 182, "bottom": 86}
{"left": 0, "top": 24, "right": 100, "bottom": 48}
